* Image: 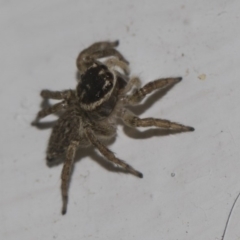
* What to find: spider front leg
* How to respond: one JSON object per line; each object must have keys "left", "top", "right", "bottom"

{"left": 126, "top": 77, "right": 182, "bottom": 105}
{"left": 81, "top": 40, "right": 119, "bottom": 54}
{"left": 121, "top": 109, "right": 194, "bottom": 132}
{"left": 76, "top": 40, "right": 129, "bottom": 73}
{"left": 61, "top": 141, "right": 78, "bottom": 215}
{"left": 85, "top": 127, "right": 143, "bottom": 178}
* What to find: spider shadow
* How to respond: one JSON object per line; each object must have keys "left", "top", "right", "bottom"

{"left": 121, "top": 83, "right": 186, "bottom": 139}
{"left": 76, "top": 71, "right": 81, "bottom": 82}
{"left": 122, "top": 126, "right": 188, "bottom": 140}
{"left": 128, "top": 83, "right": 177, "bottom": 116}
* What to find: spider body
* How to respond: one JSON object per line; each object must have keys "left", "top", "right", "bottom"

{"left": 33, "top": 40, "right": 194, "bottom": 214}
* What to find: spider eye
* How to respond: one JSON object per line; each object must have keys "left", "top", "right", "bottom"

{"left": 77, "top": 64, "right": 115, "bottom": 110}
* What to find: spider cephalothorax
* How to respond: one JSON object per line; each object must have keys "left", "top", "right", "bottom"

{"left": 77, "top": 62, "right": 116, "bottom": 111}
{"left": 33, "top": 40, "right": 194, "bottom": 214}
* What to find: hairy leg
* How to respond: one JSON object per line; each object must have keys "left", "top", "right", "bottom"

{"left": 77, "top": 41, "right": 128, "bottom": 72}
{"left": 85, "top": 127, "right": 143, "bottom": 178}
{"left": 32, "top": 101, "right": 67, "bottom": 125}
{"left": 81, "top": 40, "right": 119, "bottom": 54}
{"left": 121, "top": 109, "right": 194, "bottom": 131}
{"left": 127, "top": 77, "right": 182, "bottom": 105}
{"left": 40, "top": 89, "right": 74, "bottom": 100}
{"left": 32, "top": 90, "right": 73, "bottom": 125}
{"left": 61, "top": 141, "right": 78, "bottom": 215}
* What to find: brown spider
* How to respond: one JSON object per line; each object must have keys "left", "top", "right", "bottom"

{"left": 32, "top": 40, "right": 194, "bottom": 215}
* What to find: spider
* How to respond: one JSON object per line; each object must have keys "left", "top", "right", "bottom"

{"left": 32, "top": 40, "right": 194, "bottom": 215}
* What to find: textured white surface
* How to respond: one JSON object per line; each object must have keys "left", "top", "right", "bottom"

{"left": 1, "top": 0, "right": 240, "bottom": 239}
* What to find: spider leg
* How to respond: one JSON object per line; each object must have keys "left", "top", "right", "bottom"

{"left": 61, "top": 141, "right": 78, "bottom": 215}
{"left": 85, "top": 127, "right": 143, "bottom": 178}
{"left": 40, "top": 89, "right": 74, "bottom": 100}
{"left": 76, "top": 40, "right": 128, "bottom": 73}
{"left": 121, "top": 109, "right": 194, "bottom": 132}
{"left": 81, "top": 40, "right": 119, "bottom": 54}
{"left": 32, "top": 101, "right": 66, "bottom": 125}
{"left": 32, "top": 90, "right": 74, "bottom": 125}
{"left": 126, "top": 77, "right": 182, "bottom": 105}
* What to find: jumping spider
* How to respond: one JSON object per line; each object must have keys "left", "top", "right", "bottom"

{"left": 33, "top": 40, "right": 194, "bottom": 215}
